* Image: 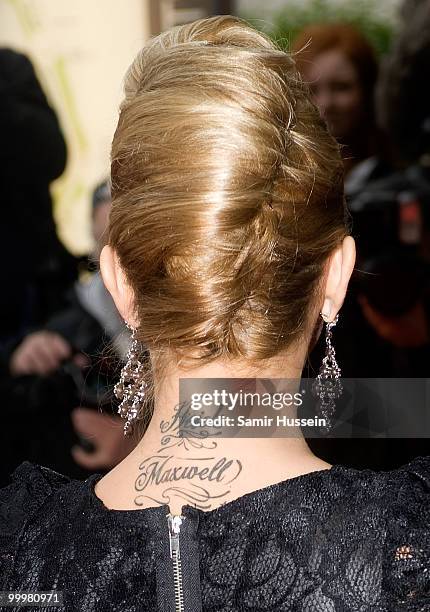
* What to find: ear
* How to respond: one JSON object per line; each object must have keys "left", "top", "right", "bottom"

{"left": 99, "top": 245, "right": 139, "bottom": 327}
{"left": 322, "top": 236, "right": 356, "bottom": 322}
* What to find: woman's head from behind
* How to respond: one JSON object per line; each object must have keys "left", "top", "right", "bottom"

{"left": 100, "top": 15, "right": 355, "bottom": 433}
{"left": 291, "top": 23, "right": 378, "bottom": 143}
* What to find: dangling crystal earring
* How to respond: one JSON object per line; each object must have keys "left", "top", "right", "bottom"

{"left": 312, "top": 312, "right": 343, "bottom": 433}
{"left": 114, "top": 322, "right": 147, "bottom": 436}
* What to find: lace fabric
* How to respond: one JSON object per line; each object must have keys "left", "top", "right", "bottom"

{"left": 0, "top": 457, "right": 429, "bottom": 611}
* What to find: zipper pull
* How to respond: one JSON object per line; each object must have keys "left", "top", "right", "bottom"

{"left": 167, "top": 513, "right": 183, "bottom": 559}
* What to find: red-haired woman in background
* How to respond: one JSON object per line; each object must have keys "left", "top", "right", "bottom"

{"left": 291, "top": 23, "right": 390, "bottom": 196}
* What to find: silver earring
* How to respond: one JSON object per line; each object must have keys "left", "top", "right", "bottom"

{"left": 312, "top": 312, "right": 343, "bottom": 433}
{"left": 114, "top": 322, "right": 147, "bottom": 436}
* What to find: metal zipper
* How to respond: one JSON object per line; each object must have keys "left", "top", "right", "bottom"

{"left": 167, "top": 513, "right": 185, "bottom": 612}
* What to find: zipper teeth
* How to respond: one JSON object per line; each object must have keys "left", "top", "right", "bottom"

{"left": 172, "top": 549, "right": 185, "bottom": 612}
{"left": 167, "top": 514, "right": 185, "bottom": 612}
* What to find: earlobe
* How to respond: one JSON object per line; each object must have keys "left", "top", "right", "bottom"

{"left": 321, "top": 297, "right": 334, "bottom": 321}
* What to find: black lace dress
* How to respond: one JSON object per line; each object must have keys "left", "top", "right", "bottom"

{"left": 0, "top": 457, "right": 429, "bottom": 611}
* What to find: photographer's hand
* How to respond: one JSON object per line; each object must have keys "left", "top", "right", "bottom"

{"left": 71, "top": 407, "right": 137, "bottom": 470}
{"left": 10, "top": 330, "right": 73, "bottom": 376}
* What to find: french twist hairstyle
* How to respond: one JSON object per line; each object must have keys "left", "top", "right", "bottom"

{"left": 108, "top": 15, "right": 350, "bottom": 437}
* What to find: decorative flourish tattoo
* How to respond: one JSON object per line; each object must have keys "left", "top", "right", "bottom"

{"left": 134, "top": 402, "right": 242, "bottom": 510}
{"left": 159, "top": 399, "right": 219, "bottom": 452}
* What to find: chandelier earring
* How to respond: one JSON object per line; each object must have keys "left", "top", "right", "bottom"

{"left": 114, "top": 322, "right": 147, "bottom": 436}
{"left": 311, "top": 303, "right": 343, "bottom": 433}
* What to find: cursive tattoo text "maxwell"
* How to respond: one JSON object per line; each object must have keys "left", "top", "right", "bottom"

{"left": 136, "top": 455, "right": 242, "bottom": 491}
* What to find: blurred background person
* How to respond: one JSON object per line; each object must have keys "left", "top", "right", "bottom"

{"left": 290, "top": 15, "right": 430, "bottom": 380}
{"left": 300, "top": 6, "right": 430, "bottom": 469}
{"left": 348, "top": 0, "right": 430, "bottom": 358}
{"left": 0, "top": 179, "right": 137, "bottom": 486}
{"left": 70, "top": 180, "right": 140, "bottom": 472}
{"left": 0, "top": 49, "right": 80, "bottom": 351}
{"left": 291, "top": 23, "right": 391, "bottom": 197}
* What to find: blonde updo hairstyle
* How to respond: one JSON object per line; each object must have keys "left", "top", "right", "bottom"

{"left": 109, "top": 15, "right": 350, "bottom": 438}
